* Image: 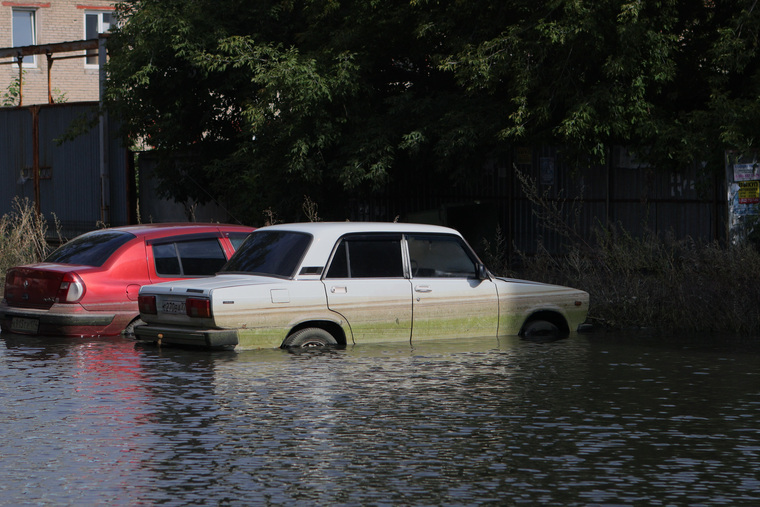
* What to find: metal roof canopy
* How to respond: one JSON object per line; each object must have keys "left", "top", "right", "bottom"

{"left": 0, "top": 38, "right": 105, "bottom": 106}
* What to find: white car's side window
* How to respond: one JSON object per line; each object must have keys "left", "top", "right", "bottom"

{"left": 407, "top": 234, "right": 477, "bottom": 278}
{"left": 326, "top": 235, "right": 404, "bottom": 278}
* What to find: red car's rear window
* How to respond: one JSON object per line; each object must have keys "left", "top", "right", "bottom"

{"left": 45, "top": 231, "right": 136, "bottom": 267}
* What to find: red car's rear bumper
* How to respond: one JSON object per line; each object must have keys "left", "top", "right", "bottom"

{"left": 0, "top": 302, "right": 132, "bottom": 337}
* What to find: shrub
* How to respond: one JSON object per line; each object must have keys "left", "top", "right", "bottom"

{"left": 0, "top": 198, "right": 58, "bottom": 296}
{"left": 513, "top": 228, "right": 760, "bottom": 335}
{"left": 497, "top": 165, "right": 760, "bottom": 337}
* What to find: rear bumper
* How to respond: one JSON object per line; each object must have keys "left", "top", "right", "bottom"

{"left": 134, "top": 324, "right": 239, "bottom": 349}
{"left": 0, "top": 303, "right": 122, "bottom": 336}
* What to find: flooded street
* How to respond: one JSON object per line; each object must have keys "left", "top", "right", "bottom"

{"left": 0, "top": 332, "right": 758, "bottom": 505}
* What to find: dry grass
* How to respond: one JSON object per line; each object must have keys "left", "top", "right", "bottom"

{"left": 510, "top": 229, "right": 760, "bottom": 336}
{"left": 484, "top": 165, "right": 760, "bottom": 337}
{"left": 0, "top": 198, "right": 58, "bottom": 297}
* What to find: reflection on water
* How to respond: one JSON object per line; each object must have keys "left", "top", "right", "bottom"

{"left": 0, "top": 332, "right": 758, "bottom": 505}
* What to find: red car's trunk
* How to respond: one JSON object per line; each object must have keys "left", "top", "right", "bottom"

{"left": 4, "top": 267, "right": 67, "bottom": 309}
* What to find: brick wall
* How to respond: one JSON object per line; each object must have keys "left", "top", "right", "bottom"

{"left": 0, "top": 0, "right": 117, "bottom": 105}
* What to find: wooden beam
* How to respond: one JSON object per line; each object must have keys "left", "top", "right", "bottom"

{"left": 0, "top": 39, "right": 99, "bottom": 59}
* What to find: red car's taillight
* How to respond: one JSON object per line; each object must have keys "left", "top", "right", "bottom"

{"left": 57, "top": 273, "right": 85, "bottom": 303}
{"left": 3, "top": 270, "right": 15, "bottom": 297}
{"left": 138, "top": 295, "right": 157, "bottom": 315}
{"left": 186, "top": 298, "right": 212, "bottom": 318}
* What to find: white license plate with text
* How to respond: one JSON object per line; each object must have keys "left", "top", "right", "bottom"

{"left": 161, "top": 300, "right": 186, "bottom": 314}
{"left": 11, "top": 317, "right": 39, "bottom": 333}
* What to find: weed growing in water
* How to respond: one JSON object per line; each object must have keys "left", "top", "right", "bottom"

{"left": 0, "top": 198, "right": 60, "bottom": 296}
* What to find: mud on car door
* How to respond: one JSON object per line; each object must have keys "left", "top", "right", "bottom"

{"left": 406, "top": 233, "right": 498, "bottom": 341}
{"left": 324, "top": 233, "right": 413, "bottom": 343}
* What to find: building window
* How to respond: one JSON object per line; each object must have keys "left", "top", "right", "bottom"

{"left": 12, "top": 9, "right": 36, "bottom": 66}
{"left": 85, "top": 11, "right": 112, "bottom": 66}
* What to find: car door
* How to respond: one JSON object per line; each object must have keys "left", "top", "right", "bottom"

{"left": 406, "top": 233, "right": 498, "bottom": 341}
{"left": 324, "top": 233, "right": 413, "bottom": 344}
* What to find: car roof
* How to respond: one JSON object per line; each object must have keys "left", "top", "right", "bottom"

{"left": 261, "top": 221, "right": 460, "bottom": 235}
{"left": 77, "top": 223, "right": 254, "bottom": 241}
{"left": 259, "top": 222, "right": 466, "bottom": 270}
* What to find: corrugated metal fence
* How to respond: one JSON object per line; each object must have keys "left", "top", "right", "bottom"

{"left": 0, "top": 102, "right": 132, "bottom": 239}
{"left": 1, "top": 107, "right": 725, "bottom": 257}
{"left": 350, "top": 146, "right": 727, "bottom": 258}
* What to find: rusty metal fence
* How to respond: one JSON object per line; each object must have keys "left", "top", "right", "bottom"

{"left": 0, "top": 102, "right": 132, "bottom": 239}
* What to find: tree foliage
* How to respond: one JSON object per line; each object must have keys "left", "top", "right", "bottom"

{"left": 106, "top": 0, "right": 760, "bottom": 223}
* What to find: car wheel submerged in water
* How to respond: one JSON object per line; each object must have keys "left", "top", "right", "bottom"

{"left": 282, "top": 328, "right": 338, "bottom": 348}
{"left": 521, "top": 319, "right": 564, "bottom": 341}
{"left": 123, "top": 317, "right": 145, "bottom": 337}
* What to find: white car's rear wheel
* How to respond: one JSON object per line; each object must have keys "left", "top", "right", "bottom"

{"left": 282, "top": 328, "right": 338, "bottom": 348}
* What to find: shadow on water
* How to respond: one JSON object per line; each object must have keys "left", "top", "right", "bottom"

{"left": 0, "top": 330, "right": 759, "bottom": 505}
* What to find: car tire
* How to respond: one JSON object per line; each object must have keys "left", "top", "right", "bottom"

{"left": 123, "top": 318, "right": 145, "bottom": 336}
{"left": 522, "top": 319, "right": 561, "bottom": 340}
{"left": 282, "top": 328, "right": 338, "bottom": 348}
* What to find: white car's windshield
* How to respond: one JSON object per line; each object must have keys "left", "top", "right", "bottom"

{"left": 221, "top": 230, "right": 312, "bottom": 277}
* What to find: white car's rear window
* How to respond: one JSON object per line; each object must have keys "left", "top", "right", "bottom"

{"left": 222, "top": 231, "right": 312, "bottom": 278}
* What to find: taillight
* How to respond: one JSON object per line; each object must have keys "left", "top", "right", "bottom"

{"left": 57, "top": 273, "right": 85, "bottom": 303}
{"left": 4, "top": 269, "right": 16, "bottom": 287}
{"left": 186, "top": 298, "right": 212, "bottom": 318}
{"left": 3, "top": 269, "right": 15, "bottom": 298}
{"left": 138, "top": 295, "right": 157, "bottom": 315}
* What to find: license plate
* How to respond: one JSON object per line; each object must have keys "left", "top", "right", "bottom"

{"left": 162, "top": 300, "right": 186, "bottom": 314}
{"left": 11, "top": 317, "right": 39, "bottom": 334}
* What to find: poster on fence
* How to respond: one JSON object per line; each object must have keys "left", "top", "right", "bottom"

{"left": 727, "top": 152, "right": 760, "bottom": 234}
{"left": 733, "top": 163, "right": 760, "bottom": 181}
{"left": 738, "top": 181, "right": 760, "bottom": 204}
{"left": 729, "top": 182, "right": 759, "bottom": 216}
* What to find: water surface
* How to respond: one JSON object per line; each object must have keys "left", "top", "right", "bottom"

{"left": 0, "top": 332, "right": 758, "bottom": 505}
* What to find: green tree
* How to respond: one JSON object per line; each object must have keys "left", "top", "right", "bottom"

{"left": 107, "top": 0, "right": 513, "bottom": 222}
{"left": 433, "top": 0, "right": 760, "bottom": 172}
{"left": 106, "top": 1, "right": 760, "bottom": 222}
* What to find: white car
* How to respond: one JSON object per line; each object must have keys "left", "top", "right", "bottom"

{"left": 135, "top": 222, "right": 589, "bottom": 349}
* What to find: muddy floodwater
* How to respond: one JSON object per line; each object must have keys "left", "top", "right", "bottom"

{"left": 0, "top": 332, "right": 758, "bottom": 505}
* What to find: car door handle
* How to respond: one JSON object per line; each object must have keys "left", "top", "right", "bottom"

{"left": 414, "top": 285, "right": 432, "bottom": 293}
{"left": 331, "top": 286, "right": 347, "bottom": 294}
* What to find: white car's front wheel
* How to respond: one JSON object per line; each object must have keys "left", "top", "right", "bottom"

{"left": 282, "top": 328, "right": 338, "bottom": 348}
{"left": 522, "top": 319, "right": 562, "bottom": 340}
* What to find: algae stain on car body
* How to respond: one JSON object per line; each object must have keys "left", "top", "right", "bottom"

{"left": 135, "top": 223, "right": 590, "bottom": 350}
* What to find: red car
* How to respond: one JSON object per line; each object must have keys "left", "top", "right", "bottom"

{"left": 0, "top": 223, "right": 254, "bottom": 337}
